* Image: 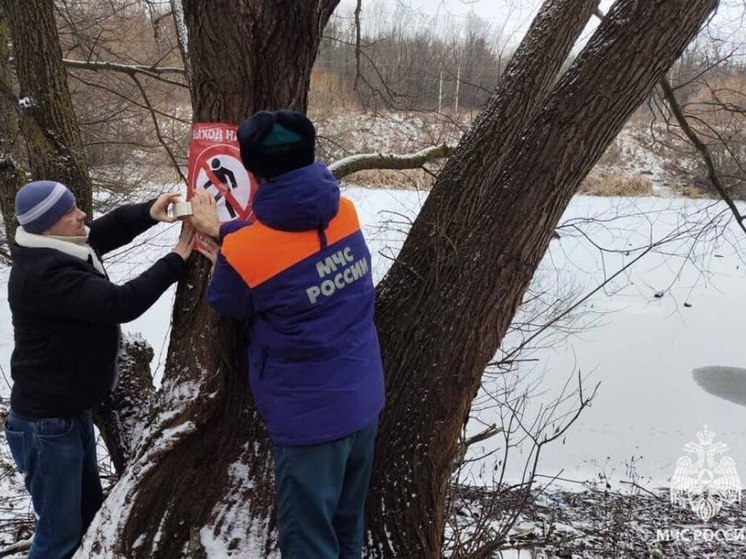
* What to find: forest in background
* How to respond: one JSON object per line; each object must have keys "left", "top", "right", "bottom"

{"left": 37, "top": 0, "right": 746, "bottom": 200}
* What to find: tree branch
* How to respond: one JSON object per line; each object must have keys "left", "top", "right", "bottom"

{"left": 70, "top": 73, "right": 191, "bottom": 125}
{"left": 659, "top": 77, "right": 746, "bottom": 235}
{"left": 329, "top": 144, "right": 455, "bottom": 180}
{"left": 93, "top": 336, "right": 156, "bottom": 474}
{"left": 131, "top": 74, "right": 188, "bottom": 185}
{"left": 595, "top": 8, "right": 745, "bottom": 234}
{"left": 451, "top": 424, "right": 501, "bottom": 473}
{"left": 464, "top": 424, "right": 500, "bottom": 448}
{"left": 169, "top": 0, "right": 192, "bottom": 89}
{"left": 353, "top": 0, "right": 362, "bottom": 92}
{"left": 62, "top": 58, "right": 188, "bottom": 89}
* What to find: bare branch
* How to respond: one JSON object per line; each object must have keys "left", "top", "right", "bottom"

{"left": 464, "top": 424, "right": 500, "bottom": 448}
{"left": 659, "top": 77, "right": 746, "bottom": 235}
{"left": 62, "top": 58, "right": 188, "bottom": 89}
{"left": 353, "top": 0, "right": 362, "bottom": 92}
{"left": 451, "top": 423, "right": 501, "bottom": 473}
{"left": 131, "top": 74, "right": 187, "bottom": 184}
{"left": 70, "top": 73, "right": 191, "bottom": 124}
{"left": 329, "top": 144, "right": 455, "bottom": 180}
{"left": 594, "top": 8, "right": 745, "bottom": 234}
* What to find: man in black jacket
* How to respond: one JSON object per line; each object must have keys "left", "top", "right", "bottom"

{"left": 2, "top": 180, "right": 194, "bottom": 559}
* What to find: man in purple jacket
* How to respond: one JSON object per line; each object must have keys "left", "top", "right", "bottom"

{"left": 191, "top": 110, "right": 385, "bottom": 558}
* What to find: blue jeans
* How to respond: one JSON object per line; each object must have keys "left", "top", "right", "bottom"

{"left": 273, "top": 420, "right": 378, "bottom": 559}
{"left": 3, "top": 410, "right": 103, "bottom": 559}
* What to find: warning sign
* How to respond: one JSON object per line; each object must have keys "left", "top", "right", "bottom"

{"left": 187, "top": 122, "right": 257, "bottom": 222}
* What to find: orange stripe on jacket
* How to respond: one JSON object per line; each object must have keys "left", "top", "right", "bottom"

{"left": 221, "top": 197, "right": 361, "bottom": 288}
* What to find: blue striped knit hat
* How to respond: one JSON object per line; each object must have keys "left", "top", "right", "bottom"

{"left": 15, "top": 180, "right": 76, "bottom": 234}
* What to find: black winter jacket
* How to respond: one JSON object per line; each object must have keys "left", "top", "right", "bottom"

{"left": 8, "top": 201, "right": 185, "bottom": 418}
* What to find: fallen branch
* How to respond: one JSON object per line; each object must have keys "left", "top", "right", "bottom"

{"left": 0, "top": 538, "right": 32, "bottom": 558}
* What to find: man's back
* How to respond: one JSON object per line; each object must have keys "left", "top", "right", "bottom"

{"left": 209, "top": 162, "right": 384, "bottom": 445}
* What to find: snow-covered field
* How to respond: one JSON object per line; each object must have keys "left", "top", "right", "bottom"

{"left": 2, "top": 187, "right": 746, "bottom": 556}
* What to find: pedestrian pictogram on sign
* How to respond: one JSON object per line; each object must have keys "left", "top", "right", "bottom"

{"left": 187, "top": 123, "right": 257, "bottom": 222}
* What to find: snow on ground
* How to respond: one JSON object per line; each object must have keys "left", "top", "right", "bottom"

{"left": 2, "top": 188, "right": 746, "bottom": 556}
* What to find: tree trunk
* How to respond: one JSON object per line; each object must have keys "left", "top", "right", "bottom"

{"left": 2, "top": 0, "right": 143, "bottom": 485}
{"left": 78, "top": 2, "right": 340, "bottom": 557}
{"left": 94, "top": 335, "right": 156, "bottom": 475}
{"left": 0, "top": 7, "right": 25, "bottom": 242}
{"left": 368, "top": 0, "right": 717, "bottom": 557}
{"left": 1, "top": 0, "right": 92, "bottom": 215}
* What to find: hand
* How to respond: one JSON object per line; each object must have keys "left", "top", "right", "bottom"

{"left": 190, "top": 190, "right": 220, "bottom": 238}
{"left": 150, "top": 192, "right": 181, "bottom": 223}
{"left": 195, "top": 234, "right": 219, "bottom": 266}
{"left": 172, "top": 221, "right": 196, "bottom": 261}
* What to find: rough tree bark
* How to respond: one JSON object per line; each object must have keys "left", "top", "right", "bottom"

{"left": 93, "top": 336, "right": 156, "bottom": 475}
{"left": 1, "top": 0, "right": 92, "bottom": 215}
{"left": 72, "top": 0, "right": 717, "bottom": 557}
{"left": 369, "top": 0, "right": 718, "bottom": 556}
{"left": 0, "top": 7, "right": 25, "bottom": 243}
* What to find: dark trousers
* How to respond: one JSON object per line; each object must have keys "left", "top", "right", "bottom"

{"left": 4, "top": 410, "right": 103, "bottom": 559}
{"left": 273, "top": 420, "right": 378, "bottom": 559}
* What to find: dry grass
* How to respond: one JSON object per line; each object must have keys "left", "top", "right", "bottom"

{"left": 309, "top": 68, "right": 362, "bottom": 114}
{"left": 579, "top": 173, "right": 654, "bottom": 197}
{"left": 670, "top": 183, "right": 706, "bottom": 198}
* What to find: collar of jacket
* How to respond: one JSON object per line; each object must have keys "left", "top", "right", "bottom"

{"left": 15, "top": 226, "right": 105, "bottom": 275}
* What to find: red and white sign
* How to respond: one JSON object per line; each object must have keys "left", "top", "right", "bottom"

{"left": 187, "top": 122, "right": 257, "bottom": 222}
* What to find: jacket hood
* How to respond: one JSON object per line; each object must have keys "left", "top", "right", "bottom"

{"left": 252, "top": 162, "right": 340, "bottom": 232}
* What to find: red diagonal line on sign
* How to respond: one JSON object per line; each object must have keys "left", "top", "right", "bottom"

{"left": 201, "top": 164, "right": 252, "bottom": 220}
